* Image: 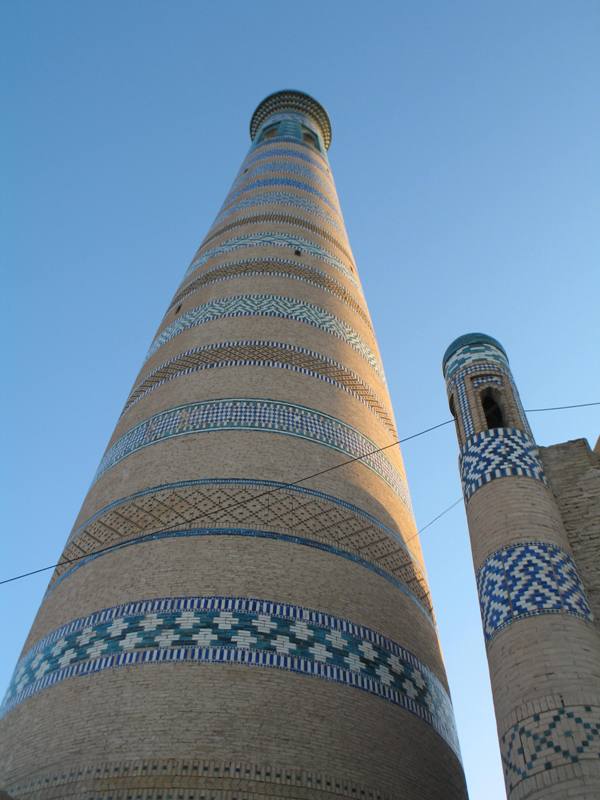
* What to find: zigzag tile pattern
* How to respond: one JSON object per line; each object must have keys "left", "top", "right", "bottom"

{"left": 185, "top": 232, "right": 353, "bottom": 282}
{"left": 219, "top": 178, "right": 339, "bottom": 214}
{"left": 169, "top": 259, "right": 370, "bottom": 328}
{"left": 445, "top": 342, "right": 509, "bottom": 379}
{"left": 126, "top": 340, "right": 395, "bottom": 431}
{"left": 460, "top": 428, "right": 547, "bottom": 500}
{"left": 231, "top": 161, "right": 335, "bottom": 196}
{"left": 501, "top": 705, "right": 600, "bottom": 792}
{"left": 146, "top": 294, "right": 382, "bottom": 376}
{"left": 477, "top": 541, "right": 592, "bottom": 640}
{"left": 213, "top": 191, "right": 345, "bottom": 232}
{"left": 243, "top": 145, "right": 331, "bottom": 174}
{"left": 201, "top": 213, "right": 354, "bottom": 265}
{"left": 93, "top": 400, "right": 407, "bottom": 504}
{"left": 2, "top": 595, "right": 459, "bottom": 756}
{"left": 58, "top": 478, "right": 428, "bottom": 608}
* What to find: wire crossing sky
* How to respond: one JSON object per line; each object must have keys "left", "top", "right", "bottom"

{"left": 3, "top": 3, "right": 599, "bottom": 798}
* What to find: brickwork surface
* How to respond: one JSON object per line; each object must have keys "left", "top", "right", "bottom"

{"left": 539, "top": 438, "right": 600, "bottom": 632}
{"left": 443, "top": 337, "right": 600, "bottom": 799}
{"left": 0, "top": 94, "right": 467, "bottom": 798}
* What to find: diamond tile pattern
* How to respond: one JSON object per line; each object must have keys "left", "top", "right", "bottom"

{"left": 501, "top": 705, "right": 600, "bottom": 791}
{"left": 460, "top": 428, "right": 547, "bottom": 500}
{"left": 477, "top": 541, "right": 592, "bottom": 640}
{"left": 1, "top": 595, "right": 460, "bottom": 757}
{"left": 57, "top": 478, "right": 429, "bottom": 612}
{"left": 126, "top": 339, "right": 395, "bottom": 431}
{"left": 146, "top": 294, "right": 381, "bottom": 376}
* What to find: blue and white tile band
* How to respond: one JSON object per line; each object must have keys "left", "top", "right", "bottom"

{"left": 241, "top": 146, "right": 331, "bottom": 176}
{"left": 50, "top": 526, "right": 432, "bottom": 622}
{"left": 218, "top": 179, "right": 339, "bottom": 214}
{"left": 213, "top": 192, "right": 345, "bottom": 233}
{"left": 93, "top": 399, "right": 409, "bottom": 506}
{"left": 64, "top": 477, "right": 423, "bottom": 578}
{"left": 1, "top": 595, "right": 460, "bottom": 757}
{"left": 146, "top": 294, "right": 381, "bottom": 376}
{"left": 231, "top": 161, "right": 334, "bottom": 196}
{"left": 445, "top": 342, "right": 509, "bottom": 380}
{"left": 477, "top": 541, "right": 592, "bottom": 641}
{"left": 126, "top": 339, "right": 394, "bottom": 430}
{"left": 185, "top": 232, "right": 353, "bottom": 282}
{"left": 460, "top": 428, "right": 547, "bottom": 500}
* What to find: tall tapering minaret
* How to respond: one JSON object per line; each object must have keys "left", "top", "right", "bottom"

{"left": 0, "top": 91, "right": 467, "bottom": 799}
{"left": 443, "top": 333, "right": 600, "bottom": 800}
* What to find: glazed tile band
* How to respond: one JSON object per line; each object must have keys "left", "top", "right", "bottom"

{"left": 218, "top": 179, "right": 340, "bottom": 215}
{"left": 242, "top": 144, "right": 332, "bottom": 174}
{"left": 169, "top": 259, "right": 370, "bottom": 328}
{"left": 201, "top": 212, "right": 355, "bottom": 266}
{"left": 459, "top": 428, "right": 547, "bottom": 500}
{"left": 145, "top": 294, "right": 382, "bottom": 377}
{"left": 500, "top": 704, "right": 600, "bottom": 792}
{"left": 93, "top": 399, "right": 409, "bottom": 505}
{"left": 212, "top": 191, "right": 346, "bottom": 233}
{"left": 231, "top": 160, "right": 335, "bottom": 196}
{"left": 49, "top": 526, "right": 433, "bottom": 622}
{"left": 2, "top": 595, "right": 460, "bottom": 758}
{"left": 476, "top": 540, "right": 592, "bottom": 641}
{"left": 125, "top": 339, "right": 396, "bottom": 432}
{"left": 60, "top": 477, "right": 429, "bottom": 608}
{"left": 444, "top": 342, "right": 509, "bottom": 379}
{"left": 185, "top": 231, "right": 354, "bottom": 283}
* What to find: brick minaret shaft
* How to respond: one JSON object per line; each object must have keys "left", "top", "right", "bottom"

{"left": 0, "top": 92, "right": 467, "bottom": 798}
{"left": 443, "top": 333, "right": 600, "bottom": 800}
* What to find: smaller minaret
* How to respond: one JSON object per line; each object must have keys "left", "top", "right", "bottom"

{"left": 443, "top": 333, "right": 600, "bottom": 800}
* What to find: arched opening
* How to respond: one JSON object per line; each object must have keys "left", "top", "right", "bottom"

{"left": 481, "top": 388, "right": 506, "bottom": 429}
{"left": 259, "top": 124, "right": 279, "bottom": 143}
{"left": 301, "top": 126, "right": 320, "bottom": 151}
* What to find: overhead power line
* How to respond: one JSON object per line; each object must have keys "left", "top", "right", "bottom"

{"left": 1, "top": 399, "right": 597, "bottom": 588}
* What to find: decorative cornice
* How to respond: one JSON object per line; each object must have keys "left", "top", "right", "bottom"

{"left": 251, "top": 90, "right": 332, "bottom": 149}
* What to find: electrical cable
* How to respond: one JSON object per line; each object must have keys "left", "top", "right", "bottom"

{"left": 0, "top": 400, "right": 597, "bottom": 587}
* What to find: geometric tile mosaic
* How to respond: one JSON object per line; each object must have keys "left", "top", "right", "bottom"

{"left": 243, "top": 146, "right": 331, "bottom": 177}
{"left": 218, "top": 178, "right": 340, "bottom": 215}
{"left": 231, "top": 160, "right": 334, "bottom": 195}
{"left": 460, "top": 428, "right": 547, "bottom": 500}
{"left": 126, "top": 339, "right": 395, "bottom": 431}
{"left": 145, "top": 294, "right": 382, "bottom": 377}
{"left": 477, "top": 541, "right": 592, "bottom": 641}
{"left": 444, "top": 342, "right": 509, "bottom": 379}
{"left": 214, "top": 191, "right": 345, "bottom": 233}
{"left": 93, "top": 400, "right": 408, "bottom": 505}
{"left": 170, "top": 259, "right": 370, "bottom": 327}
{"left": 53, "top": 525, "right": 431, "bottom": 620}
{"left": 184, "top": 231, "right": 352, "bottom": 282}
{"left": 501, "top": 705, "right": 600, "bottom": 792}
{"left": 59, "top": 478, "right": 429, "bottom": 610}
{"left": 201, "top": 212, "right": 354, "bottom": 267}
{"left": 1, "top": 595, "right": 461, "bottom": 757}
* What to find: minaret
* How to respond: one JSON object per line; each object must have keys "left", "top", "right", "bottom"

{"left": 0, "top": 91, "right": 467, "bottom": 799}
{"left": 443, "top": 333, "right": 600, "bottom": 800}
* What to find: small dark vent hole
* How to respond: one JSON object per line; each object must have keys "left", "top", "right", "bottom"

{"left": 175, "top": 304, "right": 182, "bottom": 314}
{"left": 294, "top": 248, "right": 302, "bottom": 256}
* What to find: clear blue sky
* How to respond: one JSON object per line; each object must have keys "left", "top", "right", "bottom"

{"left": 2, "top": 2, "right": 599, "bottom": 797}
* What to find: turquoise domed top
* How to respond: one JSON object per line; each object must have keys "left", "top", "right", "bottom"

{"left": 442, "top": 333, "right": 508, "bottom": 372}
